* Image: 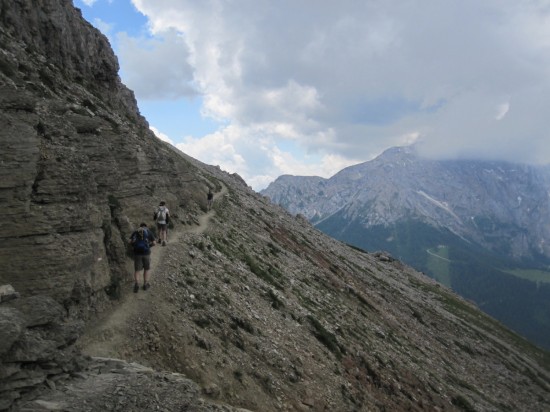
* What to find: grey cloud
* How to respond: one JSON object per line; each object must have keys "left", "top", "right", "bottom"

{"left": 136, "top": 0, "right": 550, "bottom": 166}
{"left": 117, "top": 29, "right": 197, "bottom": 100}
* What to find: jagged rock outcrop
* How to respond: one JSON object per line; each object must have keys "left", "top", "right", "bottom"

{"left": 1, "top": 1, "right": 550, "bottom": 411}
{"left": 13, "top": 356, "right": 251, "bottom": 412}
{"left": 0, "top": 286, "right": 87, "bottom": 410}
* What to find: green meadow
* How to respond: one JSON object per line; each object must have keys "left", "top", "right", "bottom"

{"left": 503, "top": 268, "right": 550, "bottom": 284}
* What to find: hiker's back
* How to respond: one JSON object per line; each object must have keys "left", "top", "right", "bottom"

{"left": 155, "top": 205, "right": 169, "bottom": 224}
{"left": 155, "top": 201, "right": 170, "bottom": 245}
{"left": 133, "top": 227, "right": 151, "bottom": 255}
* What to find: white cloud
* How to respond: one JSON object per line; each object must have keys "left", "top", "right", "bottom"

{"left": 126, "top": 0, "right": 550, "bottom": 188}
{"left": 495, "top": 102, "right": 510, "bottom": 120}
{"left": 176, "top": 126, "right": 246, "bottom": 173}
{"left": 150, "top": 126, "right": 174, "bottom": 144}
{"left": 81, "top": 0, "right": 97, "bottom": 6}
{"left": 174, "top": 123, "right": 359, "bottom": 190}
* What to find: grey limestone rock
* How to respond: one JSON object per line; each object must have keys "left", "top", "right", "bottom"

{"left": 0, "top": 306, "right": 25, "bottom": 355}
{"left": 7, "top": 295, "right": 64, "bottom": 327}
{"left": 0, "top": 285, "right": 20, "bottom": 303}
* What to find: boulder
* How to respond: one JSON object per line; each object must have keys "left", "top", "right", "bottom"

{"left": 7, "top": 295, "right": 64, "bottom": 327}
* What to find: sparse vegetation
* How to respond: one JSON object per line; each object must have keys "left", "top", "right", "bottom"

{"left": 193, "top": 316, "right": 211, "bottom": 329}
{"left": 347, "top": 286, "right": 378, "bottom": 313}
{"left": 242, "top": 252, "right": 284, "bottom": 290}
{"left": 0, "top": 55, "right": 16, "bottom": 76}
{"left": 233, "top": 369, "right": 244, "bottom": 382}
{"left": 410, "top": 278, "right": 550, "bottom": 370}
{"left": 412, "top": 308, "right": 425, "bottom": 325}
{"left": 503, "top": 268, "right": 550, "bottom": 284}
{"left": 451, "top": 395, "right": 476, "bottom": 412}
{"left": 266, "top": 288, "right": 284, "bottom": 309}
{"left": 307, "top": 315, "right": 345, "bottom": 359}
{"left": 267, "top": 242, "right": 281, "bottom": 256}
{"left": 230, "top": 316, "right": 255, "bottom": 334}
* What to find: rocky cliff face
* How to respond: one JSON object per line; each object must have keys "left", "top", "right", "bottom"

{"left": 1, "top": 1, "right": 550, "bottom": 411}
{"left": 0, "top": 0, "right": 210, "bottom": 303}
{"left": 0, "top": 1, "right": 215, "bottom": 407}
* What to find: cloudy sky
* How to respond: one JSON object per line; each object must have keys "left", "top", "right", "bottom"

{"left": 75, "top": 0, "right": 550, "bottom": 190}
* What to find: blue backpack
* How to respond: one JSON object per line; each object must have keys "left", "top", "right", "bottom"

{"left": 133, "top": 228, "right": 150, "bottom": 254}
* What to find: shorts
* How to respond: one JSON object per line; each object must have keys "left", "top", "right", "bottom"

{"left": 134, "top": 254, "right": 151, "bottom": 271}
{"left": 157, "top": 223, "right": 167, "bottom": 231}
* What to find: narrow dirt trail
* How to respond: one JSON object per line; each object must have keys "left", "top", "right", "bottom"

{"left": 77, "top": 184, "right": 227, "bottom": 358}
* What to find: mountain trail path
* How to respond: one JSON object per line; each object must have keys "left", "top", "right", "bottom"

{"left": 76, "top": 184, "right": 228, "bottom": 361}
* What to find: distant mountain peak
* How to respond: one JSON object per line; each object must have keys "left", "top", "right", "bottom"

{"left": 264, "top": 146, "right": 550, "bottom": 259}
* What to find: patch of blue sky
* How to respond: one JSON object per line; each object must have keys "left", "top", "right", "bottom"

{"left": 74, "top": 1, "right": 219, "bottom": 141}
{"left": 275, "top": 139, "right": 299, "bottom": 153}
{"left": 74, "top": 0, "right": 149, "bottom": 39}
{"left": 138, "top": 98, "right": 221, "bottom": 142}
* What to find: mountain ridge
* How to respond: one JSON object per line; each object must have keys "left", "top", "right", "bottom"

{"left": 263, "top": 146, "right": 550, "bottom": 261}
{"left": 1, "top": 1, "right": 550, "bottom": 411}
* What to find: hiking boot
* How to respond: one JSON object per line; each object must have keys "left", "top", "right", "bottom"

{"left": 133, "top": 283, "right": 139, "bottom": 293}
{"left": 162, "top": 240, "right": 166, "bottom": 246}
{"left": 143, "top": 283, "right": 150, "bottom": 291}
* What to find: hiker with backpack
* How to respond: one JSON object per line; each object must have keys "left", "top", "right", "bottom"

{"left": 207, "top": 189, "right": 214, "bottom": 211}
{"left": 129, "top": 222, "right": 156, "bottom": 293}
{"left": 154, "top": 201, "right": 170, "bottom": 246}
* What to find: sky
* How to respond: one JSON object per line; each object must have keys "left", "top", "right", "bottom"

{"left": 74, "top": 0, "right": 550, "bottom": 190}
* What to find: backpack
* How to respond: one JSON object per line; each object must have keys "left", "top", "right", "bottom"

{"left": 155, "top": 207, "right": 169, "bottom": 223}
{"left": 133, "top": 228, "right": 150, "bottom": 254}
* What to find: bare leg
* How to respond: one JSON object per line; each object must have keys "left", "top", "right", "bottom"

{"left": 133, "top": 270, "right": 141, "bottom": 292}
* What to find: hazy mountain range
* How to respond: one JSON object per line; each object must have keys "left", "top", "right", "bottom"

{"left": 262, "top": 146, "right": 550, "bottom": 349}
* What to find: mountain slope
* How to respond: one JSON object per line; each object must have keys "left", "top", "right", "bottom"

{"left": 262, "top": 147, "right": 550, "bottom": 350}
{"left": 67, "top": 168, "right": 550, "bottom": 411}
{"left": 0, "top": 1, "right": 550, "bottom": 411}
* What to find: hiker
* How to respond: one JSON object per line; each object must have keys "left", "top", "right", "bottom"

{"left": 129, "top": 222, "right": 155, "bottom": 293}
{"left": 154, "top": 201, "right": 170, "bottom": 246}
{"left": 207, "top": 189, "right": 214, "bottom": 211}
